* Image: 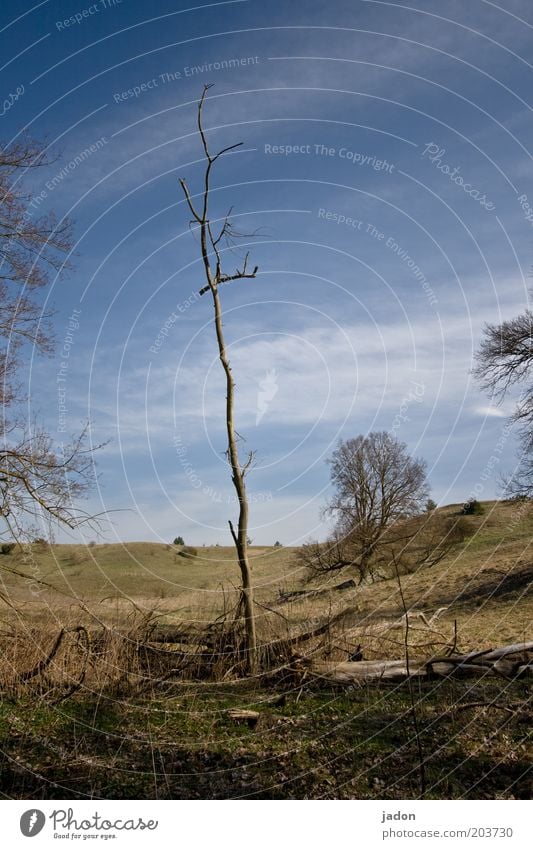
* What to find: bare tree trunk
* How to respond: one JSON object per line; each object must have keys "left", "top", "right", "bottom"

{"left": 179, "top": 85, "right": 258, "bottom": 672}
{"left": 212, "top": 286, "right": 257, "bottom": 672}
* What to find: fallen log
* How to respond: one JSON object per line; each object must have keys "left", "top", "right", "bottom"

{"left": 301, "top": 641, "right": 533, "bottom": 685}
{"left": 477, "top": 641, "right": 533, "bottom": 660}
{"left": 277, "top": 579, "right": 356, "bottom": 605}
{"left": 278, "top": 589, "right": 315, "bottom": 603}
{"left": 308, "top": 659, "right": 428, "bottom": 683}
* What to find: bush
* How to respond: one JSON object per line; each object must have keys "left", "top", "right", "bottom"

{"left": 173, "top": 536, "right": 185, "bottom": 546}
{"left": 274, "top": 540, "right": 283, "bottom": 547}
{"left": 460, "top": 499, "right": 484, "bottom": 516}
{"left": 425, "top": 499, "right": 437, "bottom": 512}
{"left": 177, "top": 546, "right": 198, "bottom": 559}
{"left": 0, "top": 543, "right": 15, "bottom": 555}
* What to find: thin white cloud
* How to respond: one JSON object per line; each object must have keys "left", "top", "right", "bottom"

{"left": 473, "top": 405, "right": 508, "bottom": 419}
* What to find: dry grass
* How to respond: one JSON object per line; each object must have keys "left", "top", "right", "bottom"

{"left": 279, "top": 500, "right": 532, "bottom": 653}
{"left": 0, "top": 608, "right": 151, "bottom": 701}
{"left": 0, "top": 502, "right": 530, "bottom": 801}
{"left": 0, "top": 540, "right": 297, "bottom": 625}
{"left": 0, "top": 597, "right": 299, "bottom": 701}
{"left": 0, "top": 499, "right": 530, "bottom": 672}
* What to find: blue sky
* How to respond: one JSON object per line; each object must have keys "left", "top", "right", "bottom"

{"left": 2, "top": 0, "right": 532, "bottom": 544}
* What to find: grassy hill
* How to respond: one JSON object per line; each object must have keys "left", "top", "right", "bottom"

{"left": 1, "top": 499, "right": 530, "bottom": 649}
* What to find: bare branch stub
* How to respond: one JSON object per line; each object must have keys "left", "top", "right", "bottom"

{"left": 242, "top": 450, "right": 256, "bottom": 478}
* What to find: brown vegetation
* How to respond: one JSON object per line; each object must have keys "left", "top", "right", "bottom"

{"left": 0, "top": 500, "right": 530, "bottom": 799}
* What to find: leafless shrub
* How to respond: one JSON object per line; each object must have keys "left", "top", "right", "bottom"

{"left": 299, "top": 510, "right": 462, "bottom": 586}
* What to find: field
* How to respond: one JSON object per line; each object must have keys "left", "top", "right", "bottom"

{"left": 0, "top": 500, "right": 531, "bottom": 799}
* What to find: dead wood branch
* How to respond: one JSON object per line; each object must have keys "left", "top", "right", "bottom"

{"left": 227, "top": 709, "right": 260, "bottom": 727}
{"left": 51, "top": 626, "right": 90, "bottom": 703}
{"left": 15, "top": 628, "right": 66, "bottom": 683}
{"left": 301, "top": 641, "right": 533, "bottom": 685}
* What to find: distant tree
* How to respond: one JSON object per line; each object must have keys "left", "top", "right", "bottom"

{"left": 425, "top": 498, "right": 437, "bottom": 512}
{"left": 273, "top": 540, "right": 283, "bottom": 547}
{"left": 173, "top": 536, "right": 185, "bottom": 546}
{"left": 0, "top": 138, "right": 101, "bottom": 542}
{"left": 460, "top": 498, "right": 484, "bottom": 516}
{"left": 303, "top": 432, "right": 430, "bottom": 583}
{"left": 474, "top": 303, "right": 532, "bottom": 497}
{"left": 328, "top": 432, "right": 429, "bottom": 578}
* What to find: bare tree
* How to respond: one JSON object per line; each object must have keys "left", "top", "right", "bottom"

{"left": 0, "top": 137, "right": 99, "bottom": 541}
{"left": 474, "top": 305, "right": 532, "bottom": 497}
{"left": 303, "top": 432, "right": 430, "bottom": 583}
{"left": 0, "top": 425, "right": 98, "bottom": 541}
{"left": 178, "top": 86, "right": 258, "bottom": 671}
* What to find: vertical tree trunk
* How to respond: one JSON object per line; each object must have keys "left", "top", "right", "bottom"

{"left": 212, "top": 286, "right": 257, "bottom": 673}
{"left": 179, "top": 85, "right": 259, "bottom": 674}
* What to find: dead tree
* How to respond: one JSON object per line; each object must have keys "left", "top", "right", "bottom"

{"left": 178, "top": 85, "right": 258, "bottom": 672}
